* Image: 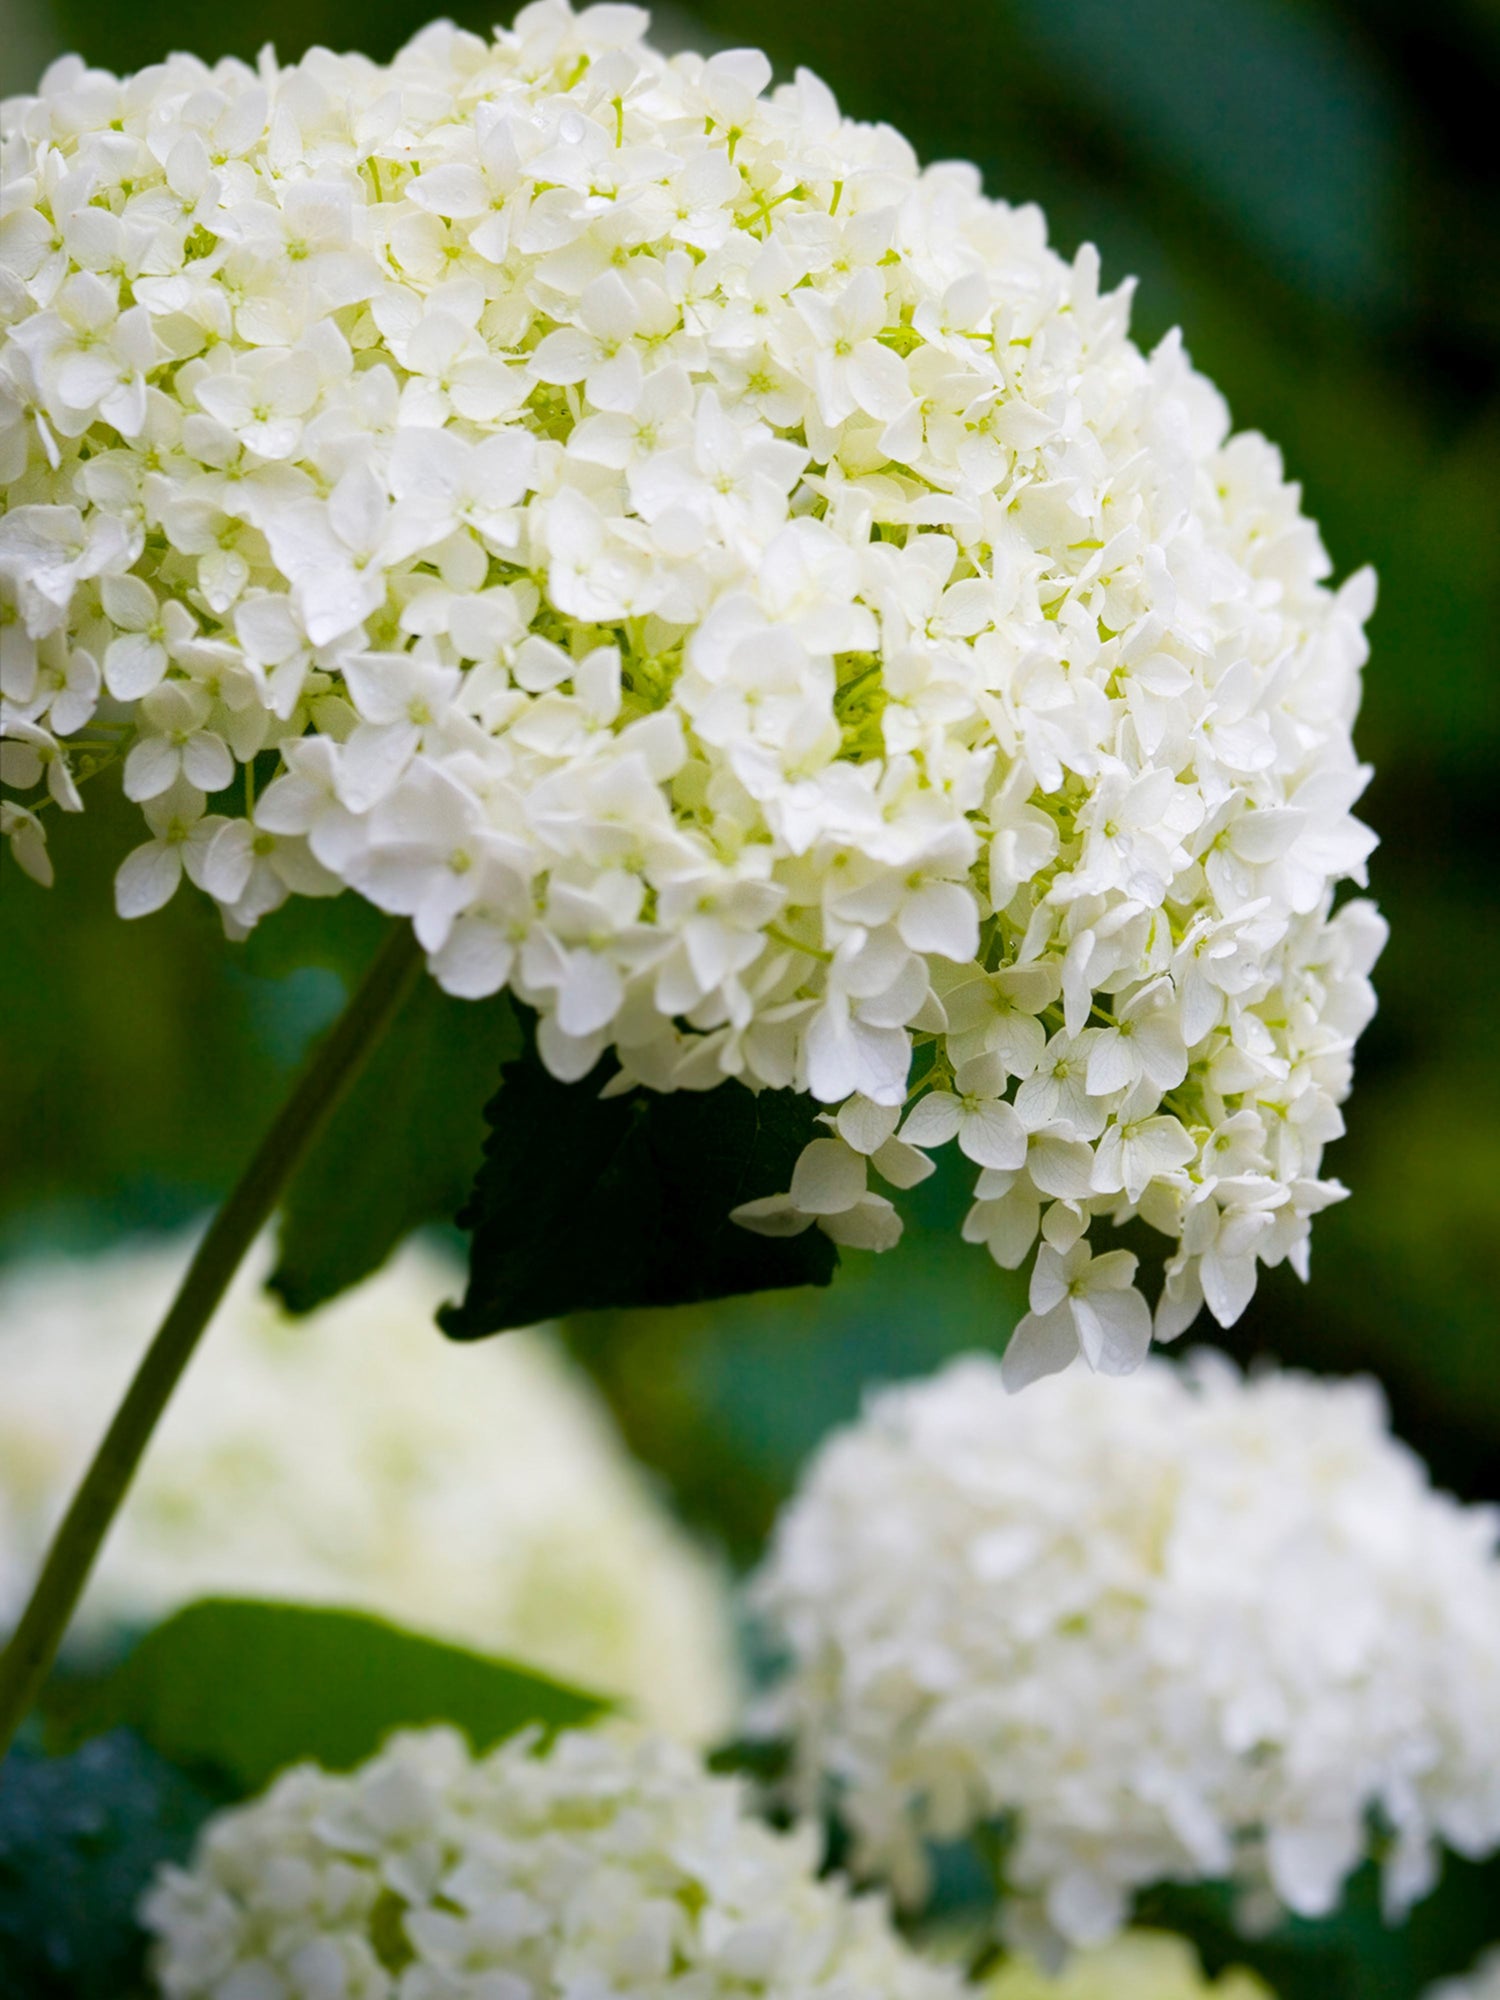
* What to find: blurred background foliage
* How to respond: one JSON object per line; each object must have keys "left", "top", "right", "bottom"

{"left": 3, "top": 0, "right": 1498, "bottom": 1594}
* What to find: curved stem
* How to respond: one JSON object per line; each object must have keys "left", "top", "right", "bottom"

{"left": 0, "top": 921, "right": 424, "bottom": 1763}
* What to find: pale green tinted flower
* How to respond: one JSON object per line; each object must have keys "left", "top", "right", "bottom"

{"left": 0, "top": 1235, "right": 738, "bottom": 1741}
{"left": 142, "top": 1725, "right": 965, "bottom": 1999}
{"left": 985, "top": 1931, "right": 1271, "bottom": 2000}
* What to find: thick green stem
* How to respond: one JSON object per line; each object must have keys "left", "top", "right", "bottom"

{"left": 0, "top": 921, "right": 424, "bottom": 1765}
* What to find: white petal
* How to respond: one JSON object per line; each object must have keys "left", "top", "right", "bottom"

{"left": 297, "top": 566, "right": 384, "bottom": 647}
{"left": 409, "top": 163, "right": 490, "bottom": 218}
{"left": 1085, "top": 1028, "right": 1135, "bottom": 1097}
{"left": 234, "top": 592, "right": 303, "bottom": 666}
{"left": 819, "top": 1192, "right": 902, "bottom": 1251}
{"left": 835, "top": 1095, "right": 900, "bottom": 1155}
{"left": 389, "top": 426, "right": 467, "bottom": 508}
{"left": 114, "top": 838, "right": 182, "bottom": 917}
{"left": 103, "top": 631, "right": 166, "bottom": 700}
{"left": 556, "top": 951, "right": 623, "bottom": 1037}
{"left": 1137, "top": 1013, "right": 1188, "bottom": 1091}
{"left": 1041, "top": 1198, "right": 1089, "bottom": 1252}
{"left": 1266, "top": 1819, "right": 1360, "bottom": 1920}
{"left": 122, "top": 735, "right": 180, "bottom": 801}
{"left": 253, "top": 767, "right": 323, "bottom": 835}
{"left": 202, "top": 821, "right": 254, "bottom": 903}
{"left": 1155, "top": 1266, "right": 1203, "bottom": 1342}
{"left": 788, "top": 1137, "right": 866, "bottom": 1216}
{"left": 870, "top": 1136, "right": 935, "bottom": 1190}
{"left": 430, "top": 924, "right": 515, "bottom": 1001}
{"left": 1001, "top": 1304, "right": 1079, "bottom": 1393}
{"left": 534, "top": 1013, "right": 605, "bottom": 1085}
{"left": 729, "top": 1194, "right": 814, "bottom": 1238}
{"left": 805, "top": 1009, "right": 907, "bottom": 1108}
{"left": 338, "top": 722, "right": 420, "bottom": 812}
{"left": 967, "top": 1186, "right": 1040, "bottom": 1268}
{"left": 1029, "top": 1131, "right": 1096, "bottom": 1199}
{"left": 587, "top": 347, "right": 644, "bottom": 415}
{"left": 271, "top": 839, "right": 340, "bottom": 898}
{"left": 1028, "top": 1242, "right": 1073, "bottom": 1314}
{"left": 1074, "top": 1286, "right": 1152, "bottom": 1376}
{"left": 1201, "top": 1246, "right": 1259, "bottom": 1327}
{"left": 1085, "top": 1247, "right": 1139, "bottom": 1293}
{"left": 529, "top": 327, "right": 597, "bottom": 386}
{"left": 897, "top": 880, "right": 979, "bottom": 960}
{"left": 100, "top": 573, "right": 156, "bottom": 629}
{"left": 847, "top": 338, "right": 911, "bottom": 421}
{"left": 450, "top": 356, "right": 526, "bottom": 424}
{"left": 1229, "top": 806, "right": 1306, "bottom": 863}
{"left": 329, "top": 465, "right": 388, "bottom": 558}
{"left": 471, "top": 429, "right": 536, "bottom": 508}
{"left": 958, "top": 1098, "right": 1027, "bottom": 1171}
{"left": 182, "top": 731, "right": 232, "bottom": 793}
{"left": 899, "top": 1092, "right": 963, "bottom": 1149}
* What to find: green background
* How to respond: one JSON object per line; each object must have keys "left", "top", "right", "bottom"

{"left": 3, "top": 0, "right": 1498, "bottom": 1989}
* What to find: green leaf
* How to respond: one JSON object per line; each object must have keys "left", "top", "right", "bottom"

{"left": 0, "top": 1730, "right": 225, "bottom": 2000}
{"left": 441, "top": 1034, "right": 836, "bottom": 1339}
{"left": 54, "top": 1598, "right": 606, "bottom": 1797}
{"left": 270, "top": 980, "right": 522, "bottom": 1314}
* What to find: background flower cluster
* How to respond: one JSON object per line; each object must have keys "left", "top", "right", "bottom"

{"left": 0, "top": 1234, "right": 739, "bottom": 1739}
{"left": 753, "top": 1354, "right": 1500, "bottom": 1953}
{"left": 143, "top": 1724, "right": 967, "bottom": 2000}
{"left": 76, "top": 1340, "right": 1499, "bottom": 1998}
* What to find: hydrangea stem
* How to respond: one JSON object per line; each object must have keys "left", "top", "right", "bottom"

{"left": 0, "top": 921, "right": 424, "bottom": 1763}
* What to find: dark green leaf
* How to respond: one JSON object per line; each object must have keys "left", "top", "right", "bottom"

{"left": 270, "top": 981, "right": 521, "bottom": 1314}
{"left": 54, "top": 1598, "right": 606, "bottom": 1796}
{"left": 0, "top": 1730, "right": 225, "bottom": 2000}
{"left": 441, "top": 1035, "right": 836, "bottom": 1339}
{"left": 705, "top": 1735, "right": 793, "bottom": 1785}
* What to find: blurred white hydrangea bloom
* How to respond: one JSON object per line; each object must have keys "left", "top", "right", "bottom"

{"left": 142, "top": 1722, "right": 965, "bottom": 2000}
{"left": 0, "top": 0, "right": 1381, "bottom": 1357}
{"left": 985, "top": 1931, "right": 1269, "bottom": 2000}
{"left": 751, "top": 1353, "right": 1500, "bottom": 1951}
{"left": 0, "top": 1234, "right": 737, "bottom": 1741}
{"left": 1427, "top": 1952, "right": 1500, "bottom": 2000}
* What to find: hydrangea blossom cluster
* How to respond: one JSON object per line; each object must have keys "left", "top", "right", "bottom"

{"left": 142, "top": 1723, "right": 966, "bottom": 1999}
{"left": 751, "top": 1354, "right": 1500, "bottom": 1952}
{"left": 0, "top": 1235, "right": 738, "bottom": 1741}
{"left": 0, "top": 1, "right": 1381, "bottom": 1354}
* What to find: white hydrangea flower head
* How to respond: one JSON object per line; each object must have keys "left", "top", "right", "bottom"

{"left": 0, "top": 1234, "right": 738, "bottom": 1742}
{"left": 750, "top": 1353, "right": 1500, "bottom": 1950}
{"left": 984, "top": 1931, "right": 1270, "bottom": 2000}
{"left": 141, "top": 1722, "right": 966, "bottom": 1999}
{"left": 0, "top": 1, "right": 1384, "bottom": 1355}
{"left": 1427, "top": 1950, "right": 1500, "bottom": 2000}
